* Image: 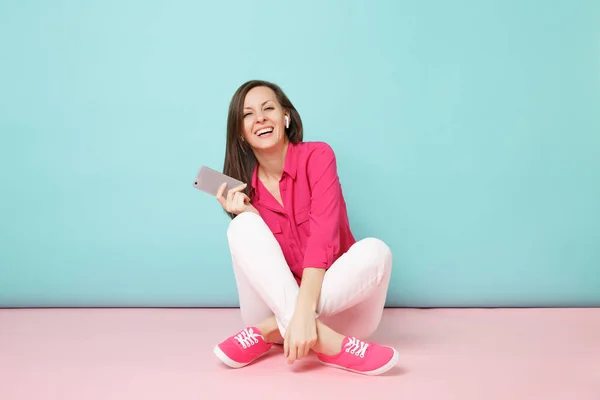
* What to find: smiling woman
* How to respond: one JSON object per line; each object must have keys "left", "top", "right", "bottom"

{"left": 221, "top": 81, "right": 304, "bottom": 214}
{"left": 211, "top": 80, "right": 399, "bottom": 376}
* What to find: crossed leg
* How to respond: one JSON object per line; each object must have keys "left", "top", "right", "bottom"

{"left": 228, "top": 212, "right": 393, "bottom": 344}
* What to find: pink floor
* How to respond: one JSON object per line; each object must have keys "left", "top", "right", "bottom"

{"left": 0, "top": 308, "right": 598, "bottom": 400}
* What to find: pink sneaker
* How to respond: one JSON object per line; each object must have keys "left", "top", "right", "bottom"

{"left": 316, "top": 336, "right": 399, "bottom": 376}
{"left": 213, "top": 327, "right": 272, "bottom": 368}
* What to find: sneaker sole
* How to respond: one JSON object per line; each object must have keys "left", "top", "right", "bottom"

{"left": 318, "top": 348, "right": 400, "bottom": 376}
{"left": 213, "top": 345, "right": 270, "bottom": 369}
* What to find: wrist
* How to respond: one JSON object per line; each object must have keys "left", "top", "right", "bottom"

{"left": 243, "top": 205, "right": 259, "bottom": 215}
{"left": 295, "top": 296, "right": 317, "bottom": 315}
{"left": 296, "top": 268, "right": 325, "bottom": 315}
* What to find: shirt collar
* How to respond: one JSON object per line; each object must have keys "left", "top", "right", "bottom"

{"left": 282, "top": 141, "right": 297, "bottom": 180}
{"left": 251, "top": 162, "right": 260, "bottom": 194}
{"left": 250, "top": 141, "right": 298, "bottom": 193}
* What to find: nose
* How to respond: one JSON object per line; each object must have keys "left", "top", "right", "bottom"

{"left": 254, "top": 111, "right": 266, "bottom": 123}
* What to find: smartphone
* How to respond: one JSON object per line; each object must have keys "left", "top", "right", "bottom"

{"left": 193, "top": 166, "right": 245, "bottom": 197}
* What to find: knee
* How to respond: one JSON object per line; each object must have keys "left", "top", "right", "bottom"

{"left": 361, "top": 237, "right": 392, "bottom": 267}
{"left": 227, "top": 212, "right": 261, "bottom": 245}
{"left": 359, "top": 238, "right": 393, "bottom": 284}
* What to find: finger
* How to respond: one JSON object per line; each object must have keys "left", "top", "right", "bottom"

{"left": 216, "top": 183, "right": 227, "bottom": 199}
{"left": 216, "top": 183, "right": 227, "bottom": 206}
{"left": 227, "top": 183, "right": 247, "bottom": 198}
{"left": 240, "top": 193, "right": 251, "bottom": 205}
{"left": 293, "top": 343, "right": 301, "bottom": 361}
{"left": 295, "top": 345, "right": 304, "bottom": 361}
{"left": 296, "top": 344, "right": 304, "bottom": 361}
{"left": 287, "top": 343, "right": 294, "bottom": 363}
{"left": 300, "top": 342, "right": 309, "bottom": 359}
{"left": 294, "top": 343, "right": 303, "bottom": 360}
{"left": 301, "top": 343, "right": 310, "bottom": 359}
{"left": 226, "top": 185, "right": 235, "bottom": 202}
{"left": 287, "top": 344, "right": 297, "bottom": 364}
{"left": 283, "top": 337, "right": 289, "bottom": 359}
{"left": 226, "top": 186, "right": 237, "bottom": 211}
{"left": 234, "top": 192, "right": 245, "bottom": 211}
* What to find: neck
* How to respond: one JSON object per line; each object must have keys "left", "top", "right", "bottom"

{"left": 254, "top": 140, "right": 290, "bottom": 182}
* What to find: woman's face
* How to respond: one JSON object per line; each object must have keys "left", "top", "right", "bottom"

{"left": 242, "top": 86, "right": 288, "bottom": 152}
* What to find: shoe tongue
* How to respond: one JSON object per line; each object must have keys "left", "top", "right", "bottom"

{"left": 344, "top": 336, "right": 364, "bottom": 345}
{"left": 236, "top": 327, "right": 261, "bottom": 344}
{"left": 249, "top": 327, "right": 264, "bottom": 339}
{"left": 344, "top": 337, "right": 369, "bottom": 355}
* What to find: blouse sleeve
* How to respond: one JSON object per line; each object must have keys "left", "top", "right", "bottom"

{"left": 301, "top": 143, "right": 342, "bottom": 271}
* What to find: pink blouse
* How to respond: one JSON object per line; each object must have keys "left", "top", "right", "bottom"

{"left": 250, "top": 141, "right": 356, "bottom": 282}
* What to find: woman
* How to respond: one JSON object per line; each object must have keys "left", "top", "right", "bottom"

{"left": 212, "top": 80, "right": 399, "bottom": 376}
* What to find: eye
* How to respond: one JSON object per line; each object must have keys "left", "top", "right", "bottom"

{"left": 265, "top": 106, "right": 274, "bottom": 110}
{"left": 243, "top": 112, "right": 252, "bottom": 118}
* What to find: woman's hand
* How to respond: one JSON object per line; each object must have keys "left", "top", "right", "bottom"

{"left": 284, "top": 308, "right": 318, "bottom": 364}
{"left": 216, "top": 183, "right": 258, "bottom": 215}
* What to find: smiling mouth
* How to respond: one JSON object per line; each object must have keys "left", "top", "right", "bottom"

{"left": 256, "top": 127, "right": 274, "bottom": 136}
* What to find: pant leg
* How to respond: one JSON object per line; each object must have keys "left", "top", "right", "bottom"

{"left": 228, "top": 212, "right": 393, "bottom": 339}
{"left": 227, "top": 212, "right": 299, "bottom": 335}
{"left": 231, "top": 256, "right": 273, "bottom": 328}
{"left": 318, "top": 237, "right": 393, "bottom": 339}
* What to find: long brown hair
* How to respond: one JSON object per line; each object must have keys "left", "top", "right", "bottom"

{"left": 222, "top": 80, "right": 303, "bottom": 218}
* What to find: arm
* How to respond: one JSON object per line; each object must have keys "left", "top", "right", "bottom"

{"left": 302, "top": 143, "right": 342, "bottom": 272}
{"left": 297, "top": 144, "right": 342, "bottom": 310}
{"left": 295, "top": 267, "right": 326, "bottom": 313}
{"left": 284, "top": 144, "right": 343, "bottom": 363}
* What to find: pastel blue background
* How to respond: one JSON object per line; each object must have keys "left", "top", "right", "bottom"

{"left": 1, "top": 0, "right": 599, "bottom": 307}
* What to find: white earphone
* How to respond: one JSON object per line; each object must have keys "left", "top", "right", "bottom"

{"left": 285, "top": 115, "right": 290, "bottom": 128}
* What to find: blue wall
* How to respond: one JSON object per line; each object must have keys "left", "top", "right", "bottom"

{"left": 1, "top": 0, "right": 599, "bottom": 307}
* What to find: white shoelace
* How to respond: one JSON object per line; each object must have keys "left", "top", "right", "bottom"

{"left": 234, "top": 328, "right": 261, "bottom": 349}
{"left": 344, "top": 337, "right": 369, "bottom": 358}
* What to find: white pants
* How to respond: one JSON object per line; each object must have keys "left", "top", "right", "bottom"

{"left": 227, "top": 212, "right": 393, "bottom": 339}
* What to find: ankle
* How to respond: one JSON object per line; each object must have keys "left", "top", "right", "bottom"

{"left": 263, "top": 330, "right": 283, "bottom": 344}
{"left": 313, "top": 320, "right": 345, "bottom": 356}
{"left": 255, "top": 316, "right": 282, "bottom": 344}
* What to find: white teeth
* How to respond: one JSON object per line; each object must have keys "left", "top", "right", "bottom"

{"left": 256, "top": 128, "right": 274, "bottom": 135}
